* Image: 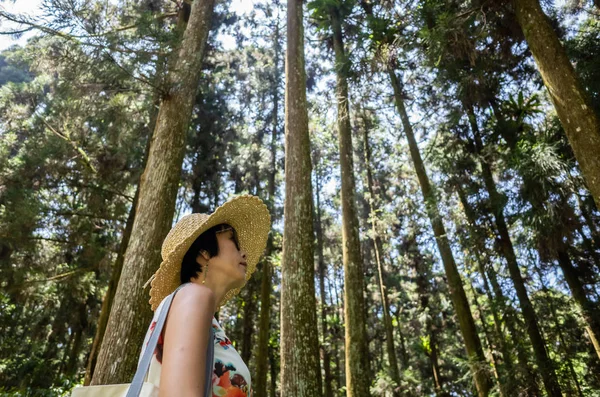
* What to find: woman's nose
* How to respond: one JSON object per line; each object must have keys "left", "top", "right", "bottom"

{"left": 241, "top": 250, "right": 247, "bottom": 259}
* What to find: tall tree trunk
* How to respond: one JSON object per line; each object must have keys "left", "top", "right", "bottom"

{"left": 455, "top": 185, "right": 515, "bottom": 371}
{"left": 556, "top": 251, "right": 600, "bottom": 359}
{"left": 83, "top": 42, "right": 167, "bottom": 384}
{"left": 315, "top": 164, "right": 334, "bottom": 397}
{"left": 255, "top": 253, "right": 272, "bottom": 396}
{"left": 388, "top": 68, "right": 492, "bottom": 397}
{"left": 332, "top": 275, "right": 343, "bottom": 391}
{"left": 240, "top": 275, "right": 258, "bottom": 363}
{"left": 361, "top": 114, "right": 402, "bottom": 389}
{"left": 66, "top": 302, "right": 87, "bottom": 377}
{"left": 512, "top": 0, "right": 600, "bottom": 208}
{"left": 486, "top": 259, "right": 541, "bottom": 397}
{"left": 255, "top": 11, "right": 281, "bottom": 395}
{"left": 493, "top": 97, "right": 593, "bottom": 394}
{"left": 91, "top": 0, "right": 216, "bottom": 383}
{"left": 407, "top": 231, "right": 448, "bottom": 397}
{"left": 465, "top": 105, "right": 563, "bottom": 397}
{"left": 330, "top": 9, "right": 371, "bottom": 396}
{"left": 269, "top": 343, "right": 278, "bottom": 397}
{"left": 498, "top": 98, "right": 600, "bottom": 360}
{"left": 454, "top": 183, "right": 511, "bottom": 396}
{"left": 577, "top": 193, "right": 600, "bottom": 244}
{"left": 535, "top": 269, "right": 585, "bottom": 397}
{"left": 84, "top": 180, "right": 140, "bottom": 385}
{"left": 454, "top": 183, "right": 538, "bottom": 396}
{"left": 279, "top": 0, "right": 323, "bottom": 395}
{"left": 393, "top": 307, "right": 410, "bottom": 370}
{"left": 468, "top": 280, "right": 507, "bottom": 397}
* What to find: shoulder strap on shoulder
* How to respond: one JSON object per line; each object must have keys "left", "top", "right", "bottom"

{"left": 127, "top": 284, "right": 215, "bottom": 397}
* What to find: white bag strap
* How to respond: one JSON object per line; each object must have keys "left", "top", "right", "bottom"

{"left": 127, "top": 283, "right": 215, "bottom": 397}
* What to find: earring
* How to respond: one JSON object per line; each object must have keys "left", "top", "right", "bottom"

{"left": 202, "top": 264, "right": 208, "bottom": 284}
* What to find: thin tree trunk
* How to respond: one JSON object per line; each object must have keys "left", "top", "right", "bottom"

{"left": 408, "top": 231, "right": 448, "bottom": 397}
{"left": 393, "top": 308, "right": 409, "bottom": 370}
{"left": 330, "top": 8, "right": 371, "bottom": 397}
{"left": 468, "top": 280, "right": 507, "bottom": 397}
{"left": 556, "top": 251, "right": 600, "bottom": 359}
{"left": 455, "top": 183, "right": 511, "bottom": 395}
{"left": 361, "top": 114, "right": 401, "bottom": 389}
{"left": 455, "top": 185, "right": 515, "bottom": 372}
{"left": 577, "top": 193, "right": 600, "bottom": 244}
{"left": 255, "top": 253, "right": 272, "bottom": 396}
{"left": 333, "top": 275, "right": 343, "bottom": 391}
{"left": 65, "top": 302, "right": 87, "bottom": 377}
{"left": 454, "top": 183, "right": 541, "bottom": 397}
{"left": 388, "top": 68, "right": 492, "bottom": 397}
{"left": 535, "top": 269, "right": 585, "bottom": 397}
{"left": 429, "top": 330, "right": 445, "bottom": 397}
{"left": 279, "top": 0, "right": 323, "bottom": 395}
{"left": 315, "top": 165, "right": 334, "bottom": 397}
{"left": 465, "top": 105, "right": 563, "bottom": 397}
{"left": 91, "top": 0, "right": 216, "bottom": 383}
{"left": 240, "top": 275, "right": 258, "bottom": 363}
{"left": 494, "top": 95, "right": 600, "bottom": 365}
{"left": 269, "top": 343, "right": 278, "bottom": 397}
{"left": 255, "top": 11, "right": 281, "bottom": 394}
{"left": 486, "top": 260, "right": 541, "bottom": 397}
{"left": 512, "top": 0, "right": 600, "bottom": 208}
{"left": 59, "top": 327, "right": 76, "bottom": 379}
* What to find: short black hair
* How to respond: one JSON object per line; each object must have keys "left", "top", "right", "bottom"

{"left": 180, "top": 223, "right": 238, "bottom": 284}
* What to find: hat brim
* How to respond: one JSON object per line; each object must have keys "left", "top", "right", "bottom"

{"left": 149, "top": 195, "right": 271, "bottom": 310}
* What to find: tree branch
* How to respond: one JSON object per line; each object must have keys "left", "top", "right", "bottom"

{"left": 40, "top": 117, "right": 98, "bottom": 174}
{"left": 0, "top": 8, "right": 177, "bottom": 40}
{"left": 3, "top": 266, "right": 97, "bottom": 293}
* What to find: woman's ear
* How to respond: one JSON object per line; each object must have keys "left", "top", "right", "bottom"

{"left": 197, "top": 250, "right": 210, "bottom": 263}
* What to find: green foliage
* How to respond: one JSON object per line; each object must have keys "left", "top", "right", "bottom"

{"left": 567, "top": 17, "right": 600, "bottom": 115}
{"left": 307, "top": 0, "right": 356, "bottom": 31}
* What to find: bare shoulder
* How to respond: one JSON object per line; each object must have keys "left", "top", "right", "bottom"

{"left": 160, "top": 283, "right": 215, "bottom": 394}
{"left": 171, "top": 283, "right": 216, "bottom": 315}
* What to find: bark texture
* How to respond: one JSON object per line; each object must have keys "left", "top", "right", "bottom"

{"left": 388, "top": 69, "right": 492, "bottom": 396}
{"left": 513, "top": 0, "right": 600, "bottom": 208}
{"left": 91, "top": 0, "right": 216, "bottom": 384}
{"left": 331, "top": 9, "right": 371, "bottom": 397}
{"left": 279, "top": 0, "right": 323, "bottom": 395}
{"left": 84, "top": 185, "right": 138, "bottom": 384}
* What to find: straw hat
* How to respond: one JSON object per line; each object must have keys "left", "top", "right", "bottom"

{"left": 148, "top": 194, "right": 271, "bottom": 310}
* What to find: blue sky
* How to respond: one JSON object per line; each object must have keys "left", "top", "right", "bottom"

{"left": 0, "top": 0, "right": 43, "bottom": 50}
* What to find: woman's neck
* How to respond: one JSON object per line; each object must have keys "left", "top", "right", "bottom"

{"left": 190, "top": 278, "right": 227, "bottom": 312}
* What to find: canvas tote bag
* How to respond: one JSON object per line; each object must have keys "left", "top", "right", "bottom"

{"left": 72, "top": 285, "right": 215, "bottom": 397}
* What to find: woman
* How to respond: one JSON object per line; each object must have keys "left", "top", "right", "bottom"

{"left": 140, "top": 194, "right": 271, "bottom": 397}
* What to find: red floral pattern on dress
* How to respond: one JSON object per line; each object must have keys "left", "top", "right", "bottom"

{"left": 142, "top": 309, "right": 252, "bottom": 396}
{"left": 146, "top": 321, "right": 164, "bottom": 363}
{"left": 212, "top": 360, "right": 251, "bottom": 397}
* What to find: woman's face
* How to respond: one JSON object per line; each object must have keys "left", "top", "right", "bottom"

{"left": 204, "top": 227, "right": 248, "bottom": 289}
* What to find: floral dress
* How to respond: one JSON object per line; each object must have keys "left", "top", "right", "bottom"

{"left": 139, "top": 296, "right": 253, "bottom": 397}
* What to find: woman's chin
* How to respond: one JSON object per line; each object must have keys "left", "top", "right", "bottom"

{"left": 231, "top": 274, "right": 246, "bottom": 289}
